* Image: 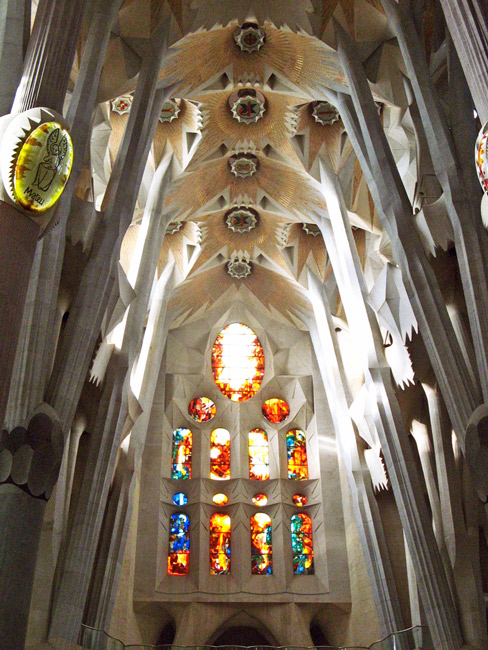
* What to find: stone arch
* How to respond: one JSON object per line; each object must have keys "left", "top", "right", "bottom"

{"left": 207, "top": 611, "right": 277, "bottom": 646}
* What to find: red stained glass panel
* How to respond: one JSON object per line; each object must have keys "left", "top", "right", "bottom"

{"left": 188, "top": 396, "right": 216, "bottom": 422}
{"left": 262, "top": 398, "right": 290, "bottom": 423}
{"left": 251, "top": 512, "right": 272, "bottom": 575}
{"left": 210, "top": 428, "right": 231, "bottom": 480}
{"left": 210, "top": 513, "right": 231, "bottom": 575}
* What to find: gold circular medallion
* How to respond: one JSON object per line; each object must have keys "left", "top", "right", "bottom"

{"left": 13, "top": 122, "right": 73, "bottom": 213}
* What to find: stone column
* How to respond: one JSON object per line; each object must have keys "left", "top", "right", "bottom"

{"left": 382, "top": 0, "right": 488, "bottom": 406}
{"left": 0, "top": 407, "right": 63, "bottom": 650}
{"left": 0, "top": 0, "right": 30, "bottom": 115}
{"left": 0, "top": 203, "right": 39, "bottom": 426}
{"left": 307, "top": 274, "right": 406, "bottom": 638}
{"left": 11, "top": 0, "right": 91, "bottom": 114}
{"left": 315, "top": 156, "right": 464, "bottom": 649}
{"left": 438, "top": 0, "right": 488, "bottom": 124}
{"left": 332, "top": 24, "right": 478, "bottom": 447}
{"left": 423, "top": 383, "right": 487, "bottom": 647}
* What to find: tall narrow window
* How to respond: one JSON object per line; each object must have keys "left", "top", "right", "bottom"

{"left": 291, "top": 513, "right": 314, "bottom": 575}
{"left": 210, "top": 513, "right": 231, "bottom": 575}
{"left": 210, "top": 428, "right": 231, "bottom": 479}
{"left": 286, "top": 428, "right": 308, "bottom": 480}
{"left": 168, "top": 513, "right": 190, "bottom": 575}
{"left": 250, "top": 513, "right": 272, "bottom": 575}
{"left": 248, "top": 428, "right": 269, "bottom": 480}
{"left": 211, "top": 323, "right": 265, "bottom": 401}
{"left": 171, "top": 428, "right": 192, "bottom": 479}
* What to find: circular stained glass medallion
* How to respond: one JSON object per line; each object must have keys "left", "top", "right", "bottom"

{"left": 12, "top": 122, "right": 73, "bottom": 213}
{"left": 262, "top": 398, "right": 290, "bottom": 423}
{"left": 252, "top": 493, "right": 268, "bottom": 507}
{"left": 212, "top": 493, "right": 229, "bottom": 505}
{"left": 173, "top": 492, "right": 188, "bottom": 506}
{"left": 188, "top": 396, "right": 216, "bottom": 422}
{"left": 292, "top": 494, "right": 308, "bottom": 507}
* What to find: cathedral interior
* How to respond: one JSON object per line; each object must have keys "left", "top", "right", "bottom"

{"left": 0, "top": 1, "right": 488, "bottom": 650}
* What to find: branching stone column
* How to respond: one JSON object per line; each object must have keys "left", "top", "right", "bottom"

{"left": 315, "top": 157, "right": 464, "bottom": 649}
{"left": 423, "top": 383, "right": 487, "bottom": 647}
{"left": 307, "top": 273, "right": 406, "bottom": 638}
{"left": 438, "top": 0, "right": 488, "bottom": 124}
{"left": 382, "top": 0, "right": 488, "bottom": 405}
{"left": 332, "top": 23, "right": 479, "bottom": 447}
{"left": 49, "top": 150, "right": 178, "bottom": 645}
{"left": 0, "top": 407, "right": 63, "bottom": 650}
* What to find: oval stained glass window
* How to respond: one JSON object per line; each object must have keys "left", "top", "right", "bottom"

{"left": 173, "top": 492, "right": 188, "bottom": 506}
{"left": 188, "top": 396, "right": 216, "bottom": 422}
{"left": 211, "top": 323, "right": 264, "bottom": 401}
{"left": 292, "top": 494, "right": 307, "bottom": 507}
{"left": 213, "top": 493, "right": 228, "bottom": 505}
{"left": 262, "top": 398, "right": 290, "bottom": 423}
{"left": 252, "top": 493, "right": 268, "bottom": 506}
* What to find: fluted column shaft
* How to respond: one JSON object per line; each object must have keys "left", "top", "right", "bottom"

{"left": 11, "top": 0, "right": 91, "bottom": 114}
{"left": 439, "top": 0, "right": 488, "bottom": 124}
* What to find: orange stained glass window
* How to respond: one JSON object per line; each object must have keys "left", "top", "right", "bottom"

{"left": 286, "top": 428, "right": 309, "bottom": 480}
{"left": 211, "top": 323, "right": 264, "bottom": 401}
{"left": 167, "top": 513, "right": 190, "bottom": 575}
{"left": 188, "top": 396, "right": 216, "bottom": 422}
{"left": 291, "top": 513, "right": 314, "bottom": 575}
{"left": 262, "top": 398, "right": 290, "bottom": 423}
{"left": 210, "top": 513, "right": 231, "bottom": 575}
{"left": 251, "top": 512, "right": 272, "bottom": 575}
{"left": 292, "top": 494, "right": 308, "bottom": 507}
{"left": 248, "top": 428, "right": 269, "bottom": 480}
{"left": 210, "top": 428, "right": 231, "bottom": 480}
{"left": 213, "top": 493, "right": 228, "bottom": 505}
{"left": 252, "top": 493, "right": 268, "bottom": 506}
{"left": 171, "top": 428, "right": 192, "bottom": 479}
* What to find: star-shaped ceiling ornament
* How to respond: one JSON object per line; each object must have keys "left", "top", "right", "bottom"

{"left": 161, "top": 23, "right": 346, "bottom": 99}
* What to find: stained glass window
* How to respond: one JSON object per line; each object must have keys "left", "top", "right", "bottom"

{"left": 251, "top": 513, "right": 272, "bottom": 575}
{"left": 171, "top": 428, "right": 192, "bottom": 479}
{"left": 188, "top": 397, "right": 216, "bottom": 422}
{"left": 262, "top": 398, "right": 290, "bottom": 423}
{"left": 292, "top": 494, "right": 307, "bottom": 507}
{"left": 248, "top": 428, "right": 269, "bottom": 480}
{"left": 286, "top": 428, "right": 308, "bottom": 480}
{"left": 213, "top": 493, "right": 228, "bottom": 505}
{"left": 291, "top": 513, "right": 314, "bottom": 575}
{"left": 210, "top": 513, "right": 231, "bottom": 575}
{"left": 210, "top": 428, "right": 231, "bottom": 480}
{"left": 252, "top": 493, "right": 268, "bottom": 506}
{"left": 211, "top": 323, "right": 265, "bottom": 401}
{"left": 168, "top": 513, "right": 190, "bottom": 575}
{"left": 173, "top": 492, "right": 188, "bottom": 506}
